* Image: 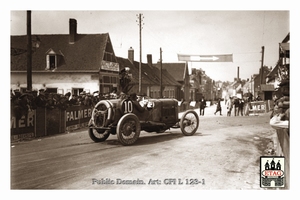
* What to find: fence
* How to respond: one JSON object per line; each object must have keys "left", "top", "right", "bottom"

{"left": 11, "top": 106, "right": 93, "bottom": 142}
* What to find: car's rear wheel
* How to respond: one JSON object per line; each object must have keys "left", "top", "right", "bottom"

{"left": 89, "top": 128, "right": 110, "bottom": 142}
{"left": 180, "top": 110, "right": 199, "bottom": 136}
{"left": 117, "top": 113, "right": 141, "bottom": 145}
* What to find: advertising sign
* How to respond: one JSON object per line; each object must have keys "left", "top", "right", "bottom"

{"left": 11, "top": 110, "right": 35, "bottom": 141}
{"left": 66, "top": 106, "right": 93, "bottom": 131}
{"left": 249, "top": 101, "right": 266, "bottom": 115}
{"left": 101, "top": 60, "right": 120, "bottom": 72}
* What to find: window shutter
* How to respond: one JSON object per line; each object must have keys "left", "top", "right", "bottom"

{"left": 46, "top": 55, "right": 50, "bottom": 69}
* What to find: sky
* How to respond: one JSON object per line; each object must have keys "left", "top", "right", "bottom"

{"left": 8, "top": 7, "right": 290, "bottom": 82}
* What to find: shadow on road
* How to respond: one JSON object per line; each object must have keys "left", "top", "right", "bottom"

{"left": 104, "top": 131, "right": 206, "bottom": 146}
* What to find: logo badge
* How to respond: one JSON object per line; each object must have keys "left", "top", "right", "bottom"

{"left": 260, "top": 156, "right": 285, "bottom": 188}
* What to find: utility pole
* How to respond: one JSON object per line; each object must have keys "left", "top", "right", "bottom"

{"left": 160, "top": 47, "right": 163, "bottom": 98}
{"left": 260, "top": 46, "right": 265, "bottom": 85}
{"left": 137, "top": 13, "right": 144, "bottom": 93}
{"left": 27, "top": 10, "right": 32, "bottom": 91}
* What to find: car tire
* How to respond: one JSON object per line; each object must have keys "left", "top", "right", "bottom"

{"left": 117, "top": 113, "right": 141, "bottom": 145}
{"left": 180, "top": 110, "right": 199, "bottom": 136}
{"left": 88, "top": 128, "right": 110, "bottom": 142}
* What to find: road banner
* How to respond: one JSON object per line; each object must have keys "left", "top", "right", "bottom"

{"left": 177, "top": 54, "right": 233, "bottom": 62}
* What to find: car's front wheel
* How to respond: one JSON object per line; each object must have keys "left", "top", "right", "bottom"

{"left": 89, "top": 128, "right": 110, "bottom": 142}
{"left": 117, "top": 113, "right": 141, "bottom": 145}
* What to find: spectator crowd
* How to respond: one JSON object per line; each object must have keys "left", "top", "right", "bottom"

{"left": 10, "top": 89, "right": 118, "bottom": 120}
{"left": 225, "top": 94, "right": 262, "bottom": 117}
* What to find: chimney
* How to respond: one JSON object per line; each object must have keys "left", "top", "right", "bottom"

{"left": 147, "top": 54, "right": 153, "bottom": 68}
{"left": 69, "top": 18, "right": 77, "bottom": 44}
{"left": 237, "top": 66, "right": 240, "bottom": 82}
{"left": 128, "top": 47, "right": 134, "bottom": 63}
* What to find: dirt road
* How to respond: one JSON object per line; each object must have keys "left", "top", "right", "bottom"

{"left": 11, "top": 105, "right": 277, "bottom": 190}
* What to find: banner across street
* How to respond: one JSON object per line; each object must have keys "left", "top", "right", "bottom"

{"left": 177, "top": 54, "right": 233, "bottom": 62}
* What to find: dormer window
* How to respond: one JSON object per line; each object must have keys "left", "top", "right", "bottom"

{"left": 48, "top": 55, "right": 56, "bottom": 70}
{"left": 45, "top": 49, "right": 64, "bottom": 71}
{"left": 46, "top": 49, "right": 57, "bottom": 70}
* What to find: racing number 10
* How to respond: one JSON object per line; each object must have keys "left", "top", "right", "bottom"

{"left": 123, "top": 100, "right": 133, "bottom": 113}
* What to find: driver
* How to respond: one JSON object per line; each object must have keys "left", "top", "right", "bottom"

{"left": 129, "top": 93, "right": 146, "bottom": 112}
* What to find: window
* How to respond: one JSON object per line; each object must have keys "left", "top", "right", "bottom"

{"left": 100, "top": 75, "right": 119, "bottom": 95}
{"left": 72, "top": 88, "right": 84, "bottom": 96}
{"left": 111, "top": 76, "right": 117, "bottom": 84}
{"left": 46, "top": 54, "right": 57, "bottom": 70}
{"left": 170, "top": 90, "right": 175, "bottom": 98}
{"left": 45, "top": 49, "right": 64, "bottom": 70}
{"left": 103, "top": 86, "right": 110, "bottom": 94}
{"left": 103, "top": 76, "right": 110, "bottom": 83}
{"left": 164, "top": 90, "right": 167, "bottom": 98}
{"left": 20, "top": 87, "right": 27, "bottom": 93}
{"left": 46, "top": 88, "right": 58, "bottom": 93}
{"left": 49, "top": 55, "right": 56, "bottom": 70}
{"left": 102, "top": 75, "right": 118, "bottom": 84}
{"left": 57, "top": 89, "right": 64, "bottom": 94}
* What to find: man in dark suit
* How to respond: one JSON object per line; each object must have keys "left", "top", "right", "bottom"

{"left": 199, "top": 97, "right": 206, "bottom": 116}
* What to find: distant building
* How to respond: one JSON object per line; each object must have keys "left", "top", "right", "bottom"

{"left": 117, "top": 51, "right": 181, "bottom": 99}
{"left": 153, "top": 62, "right": 190, "bottom": 101}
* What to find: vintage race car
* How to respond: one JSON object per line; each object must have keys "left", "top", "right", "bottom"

{"left": 88, "top": 95, "right": 199, "bottom": 145}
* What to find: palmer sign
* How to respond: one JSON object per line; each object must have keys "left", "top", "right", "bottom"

{"left": 65, "top": 106, "right": 93, "bottom": 131}
{"left": 66, "top": 108, "right": 92, "bottom": 121}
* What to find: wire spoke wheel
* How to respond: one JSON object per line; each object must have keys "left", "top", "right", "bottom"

{"left": 117, "top": 113, "right": 140, "bottom": 145}
{"left": 88, "top": 128, "right": 110, "bottom": 142}
{"left": 180, "top": 110, "right": 199, "bottom": 136}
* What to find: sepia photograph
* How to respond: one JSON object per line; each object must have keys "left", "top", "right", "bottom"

{"left": 3, "top": 0, "right": 298, "bottom": 199}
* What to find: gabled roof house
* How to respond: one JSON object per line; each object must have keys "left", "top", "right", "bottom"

{"left": 117, "top": 51, "right": 181, "bottom": 99}
{"left": 153, "top": 62, "right": 190, "bottom": 101}
{"left": 11, "top": 18, "right": 119, "bottom": 95}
